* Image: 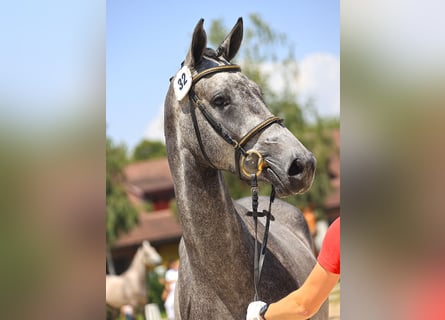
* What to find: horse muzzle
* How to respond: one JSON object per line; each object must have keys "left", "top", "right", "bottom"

{"left": 260, "top": 151, "right": 316, "bottom": 197}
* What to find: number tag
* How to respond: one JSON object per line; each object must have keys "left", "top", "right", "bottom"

{"left": 173, "top": 66, "right": 192, "bottom": 101}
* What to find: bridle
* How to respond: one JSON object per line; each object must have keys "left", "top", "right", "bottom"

{"left": 171, "top": 61, "right": 282, "bottom": 301}
{"left": 188, "top": 64, "right": 283, "bottom": 180}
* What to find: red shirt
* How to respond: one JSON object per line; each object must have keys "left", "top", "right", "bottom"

{"left": 317, "top": 217, "right": 340, "bottom": 274}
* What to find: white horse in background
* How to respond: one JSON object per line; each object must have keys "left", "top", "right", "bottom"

{"left": 106, "top": 240, "right": 162, "bottom": 311}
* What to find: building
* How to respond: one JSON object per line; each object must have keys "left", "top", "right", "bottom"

{"left": 110, "top": 158, "right": 181, "bottom": 274}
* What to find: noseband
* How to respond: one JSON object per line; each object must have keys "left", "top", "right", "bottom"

{"left": 187, "top": 64, "right": 283, "bottom": 179}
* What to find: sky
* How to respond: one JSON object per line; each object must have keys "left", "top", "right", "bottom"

{"left": 107, "top": 1, "right": 340, "bottom": 151}
{"left": 0, "top": 1, "right": 104, "bottom": 130}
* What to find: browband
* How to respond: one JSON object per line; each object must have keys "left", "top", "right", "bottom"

{"left": 192, "top": 65, "right": 241, "bottom": 83}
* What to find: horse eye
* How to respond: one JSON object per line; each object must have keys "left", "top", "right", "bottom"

{"left": 211, "top": 95, "right": 229, "bottom": 108}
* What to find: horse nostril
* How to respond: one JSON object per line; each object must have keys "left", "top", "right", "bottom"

{"left": 288, "top": 158, "right": 305, "bottom": 176}
{"left": 288, "top": 155, "right": 316, "bottom": 176}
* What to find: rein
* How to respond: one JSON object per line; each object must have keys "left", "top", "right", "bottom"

{"left": 246, "top": 174, "right": 276, "bottom": 301}
{"left": 172, "top": 61, "right": 281, "bottom": 301}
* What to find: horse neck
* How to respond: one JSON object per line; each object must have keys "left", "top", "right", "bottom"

{"left": 124, "top": 248, "right": 146, "bottom": 282}
{"left": 168, "top": 144, "right": 250, "bottom": 268}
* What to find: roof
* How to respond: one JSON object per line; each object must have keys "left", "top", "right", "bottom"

{"left": 124, "top": 158, "right": 173, "bottom": 196}
{"left": 113, "top": 209, "right": 182, "bottom": 248}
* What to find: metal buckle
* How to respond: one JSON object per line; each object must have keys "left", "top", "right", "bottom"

{"left": 239, "top": 149, "right": 267, "bottom": 178}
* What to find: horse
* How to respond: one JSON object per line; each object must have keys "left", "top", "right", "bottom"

{"left": 164, "top": 17, "right": 328, "bottom": 319}
{"left": 106, "top": 240, "right": 162, "bottom": 314}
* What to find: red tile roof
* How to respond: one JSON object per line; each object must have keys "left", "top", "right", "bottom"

{"left": 123, "top": 158, "right": 173, "bottom": 196}
{"left": 113, "top": 209, "right": 182, "bottom": 248}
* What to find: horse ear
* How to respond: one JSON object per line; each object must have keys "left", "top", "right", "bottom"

{"left": 184, "top": 18, "right": 207, "bottom": 68}
{"left": 217, "top": 17, "right": 243, "bottom": 61}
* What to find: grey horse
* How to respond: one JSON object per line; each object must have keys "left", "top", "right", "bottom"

{"left": 164, "top": 17, "right": 328, "bottom": 320}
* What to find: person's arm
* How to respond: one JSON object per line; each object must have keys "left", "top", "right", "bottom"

{"left": 246, "top": 218, "right": 340, "bottom": 320}
{"left": 264, "top": 263, "right": 339, "bottom": 320}
{"left": 162, "top": 281, "right": 170, "bottom": 301}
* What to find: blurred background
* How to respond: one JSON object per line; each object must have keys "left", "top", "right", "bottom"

{"left": 1, "top": 0, "right": 444, "bottom": 319}
{"left": 0, "top": 1, "right": 105, "bottom": 319}
{"left": 341, "top": 1, "right": 445, "bottom": 318}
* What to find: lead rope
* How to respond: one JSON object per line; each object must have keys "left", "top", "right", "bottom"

{"left": 247, "top": 174, "right": 276, "bottom": 301}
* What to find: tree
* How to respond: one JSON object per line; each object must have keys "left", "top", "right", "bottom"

{"left": 209, "top": 14, "right": 338, "bottom": 216}
{"left": 132, "top": 139, "right": 167, "bottom": 162}
{"left": 106, "top": 137, "right": 139, "bottom": 274}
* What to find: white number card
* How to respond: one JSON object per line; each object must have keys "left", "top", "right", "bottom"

{"left": 173, "top": 66, "right": 192, "bottom": 101}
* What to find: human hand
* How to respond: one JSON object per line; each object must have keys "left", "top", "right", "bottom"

{"left": 246, "top": 301, "right": 267, "bottom": 320}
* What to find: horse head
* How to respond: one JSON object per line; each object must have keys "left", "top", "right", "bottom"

{"left": 141, "top": 240, "right": 162, "bottom": 266}
{"left": 165, "top": 18, "right": 315, "bottom": 197}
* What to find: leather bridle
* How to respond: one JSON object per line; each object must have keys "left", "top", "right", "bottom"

{"left": 187, "top": 64, "right": 283, "bottom": 180}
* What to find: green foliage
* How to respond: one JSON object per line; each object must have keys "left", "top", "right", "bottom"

{"left": 208, "top": 18, "right": 227, "bottom": 47}
{"left": 106, "top": 137, "right": 139, "bottom": 245}
{"left": 209, "top": 14, "right": 339, "bottom": 214}
{"left": 106, "top": 138, "right": 128, "bottom": 190}
{"left": 223, "top": 171, "right": 274, "bottom": 200}
{"left": 169, "top": 199, "right": 178, "bottom": 219}
{"left": 132, "top": 139, "right": 167, "bottom": 161}
{"left": 143, "top": 201, "right": 154, "bottom": 212}
{"left": 146, "top": 270, "right": 166, "bottom": 312}
{"left": 287, "top": 118, "right": 338, "bottom": 210}
{"left": 243, "top": 13, "right": 289, "bottom": 63}
{"left": 106, "top": 186, "right": 139, "bottom": 244}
